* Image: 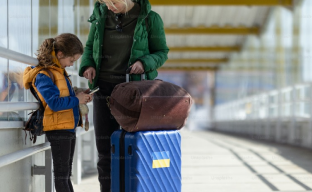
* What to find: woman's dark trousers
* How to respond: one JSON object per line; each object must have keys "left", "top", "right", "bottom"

{"left": 93, "top": 81, "right": 120, "bottom": 192}
{"left": 46, "top": 130, "right": 76, "bottom": 192}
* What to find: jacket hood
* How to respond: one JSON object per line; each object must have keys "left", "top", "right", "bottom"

{"left": 23, "top": 65, "right": 64, "bottom": 89}
{"left": 94, "top": 0, "right": 151, "bottom": 20}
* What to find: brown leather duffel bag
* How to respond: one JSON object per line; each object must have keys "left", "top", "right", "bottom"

{"left": 109, "top": 79, "right": 193, "bottom": 132}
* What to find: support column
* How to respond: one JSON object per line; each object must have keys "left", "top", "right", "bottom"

{"left": 275, "top": 7, "right": 286, "bottom": 89}
{"left": 209, "top": 70, "right": 216, "bottom": 129}
{"left": 38, "top": 0, "right": 58, "bottom": 43}
{"left": 292, "top": 0, "right": 302, "bottom": 84}
{"left": 275, "top": 7, "right": 284, "bottom": 142}
{"left": 259, "top": 37, "right": 271, "bottom": 140}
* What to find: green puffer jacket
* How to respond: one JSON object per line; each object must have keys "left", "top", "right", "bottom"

{"left": 79, "top": 0, "right": 169, "bottom": 89}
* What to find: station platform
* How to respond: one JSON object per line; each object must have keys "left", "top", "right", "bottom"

{"left": 73, "top": 129, "right": 312, "bottom": 192}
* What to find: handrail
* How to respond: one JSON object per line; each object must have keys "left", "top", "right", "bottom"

{"left": 216, "top": 82, "right": 312, "bottom": 108}
{"left": 0, "top": 102, "right": 39, "bottom": 112}
{"left": 214, "top": 83, "right": 312, "bottom": 121}
{"left": 0, "top": 121, "right": 24, "bottom": 129}
{"left": 0, "top": 142, "right": 50, "bottom": 169}
{"left": 0, "top": 46, "right": 38, "bottom": 66}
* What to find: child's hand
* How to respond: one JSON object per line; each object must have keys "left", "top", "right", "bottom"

{"left": 84, "top": 89, "right": 90, "bottom": 94}
{"left": 83, "top": 89, "right": 94, "bottom": 103}
{"left": 76, "top": 92, "right": 92, "bottom": 104}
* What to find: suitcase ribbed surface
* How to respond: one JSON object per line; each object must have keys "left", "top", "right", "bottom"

{"left": 111, "top": 130, "right": 181, "bottom": 192}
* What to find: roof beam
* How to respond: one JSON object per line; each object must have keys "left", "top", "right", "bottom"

{"left": 166, "top": 58, "right": 228, "bottom": 63}
{"left": 165, "top": 27, "right": 260, "bottom": 35}
{"left": 149, "top": 0, "right": 292, "bottom": 6}
{"left": 169, "top": 46, "right": 240, "bottom": 52}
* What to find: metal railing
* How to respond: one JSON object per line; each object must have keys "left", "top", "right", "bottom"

{"left": 0, "top": 47, "right": 96, "bottom": 191}
{"left": 0, "top": 102, "right": 39, "bottom": 112}
{"left": 0, "top": 46, "right": 38, "bottom": 66}
{"left": 215, "top": 83, "right": 312, "bottom": 121}
{"left": 0, "top": 142, "right": 50, "bottom": 169}
{"left": 214, "top": 83, "right": 312, "bottom": 148}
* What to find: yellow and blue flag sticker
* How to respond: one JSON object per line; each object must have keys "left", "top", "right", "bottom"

{"left": 152, "top": 151, "right": 170, "bottom": 168}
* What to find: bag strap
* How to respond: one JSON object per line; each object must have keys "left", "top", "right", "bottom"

{"left": 41, "top": 68, "right": 55, "bottom": 84}
{"left": 29, "top": 68, "right": 55, "bottom": 102}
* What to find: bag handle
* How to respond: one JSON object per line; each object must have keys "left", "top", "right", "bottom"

{"left": 126, "top": 67, "right": 145, "bottom": 82}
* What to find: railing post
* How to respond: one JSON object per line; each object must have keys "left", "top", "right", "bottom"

{"left": 31, "top": 142, "right": 54, "bottom": 192}
{"left": 276, "top": 91, "right": 282, "bottom": 142}
{"left": 91, "top": 131, "right": 98, "bottom": 169}
{"left": 289, "top": 86, "right": 296, "bottom": 144}
{"left": 264, "top": 95, "right": 270, "bottom": 141}
{"left": 308, "top": 84, "right": 312, "bottom": 147}
{"left": 73, "top": 129, "right": 82, "bottom": 184}
{"left": 45, "top": 138, "right": 54, "bottom": 192}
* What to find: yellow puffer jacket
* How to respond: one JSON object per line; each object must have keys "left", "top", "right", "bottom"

{"left": 23, "top": 65, "right": 82, "bottom": 131}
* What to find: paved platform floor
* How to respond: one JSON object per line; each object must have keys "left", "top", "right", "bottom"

{"left": 73, "top": 129, "right": 312, "bottom": 192}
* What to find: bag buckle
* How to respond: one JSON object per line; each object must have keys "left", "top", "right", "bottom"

{"left": 106, "top": 96, "right": 110, "bottom": 108}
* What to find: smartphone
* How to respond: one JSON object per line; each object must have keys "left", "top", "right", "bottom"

{"left": 88, "top": 86, "right": 99, "bottom": 94}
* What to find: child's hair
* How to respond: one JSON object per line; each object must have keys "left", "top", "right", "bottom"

{"left": 98, "top": 0, "right": 130, "bottom": 13}
{"left": 37, "top": 33, "right": 83, "bottom": 67}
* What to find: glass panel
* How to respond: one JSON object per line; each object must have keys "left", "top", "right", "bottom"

{"left": 281, "top": 104, "right": 292, "bottom": 117}
{"left": 303, "top": 86, "right": 311, "bottom": 100}
{"left": 303, "top": 102, "right": 311, "bottom": 117}
{"left": 9, "top": 0, "right": 32, "bottom": 55}
{"left": 58, "top": 0, "right": 75, "bottom": 34}
{"left": 7, "top": 0, "right": 32, "bottom": 121}
{"left": 0, "top": 0, "right": 8, "bottom": 121}
{"left": 296, "top": 88, "right": 302, "bottom": 100}
{"left": 282, "top": 91, "right": 291, "bottom": 102}
{"left": 0, "top": 0, "right": 7, "bottom": 48}
{"left": 269, "top": 94, "right": 277, "bottom": 104}
{"left": 259, "top": 107, "right": 267, "bottom": 119}
{"left": 296, "top": 102, "right": 308, "bottom": 117}
{"left": 32, "top": 0, "right": 39, "bottom": 57}
{"left": 269, "top": 107, "right": 277, "bottom": 117}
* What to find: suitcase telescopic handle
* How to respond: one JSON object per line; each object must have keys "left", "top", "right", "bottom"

{"left": 126, "top": 66, "right": 145, "bottom": 82}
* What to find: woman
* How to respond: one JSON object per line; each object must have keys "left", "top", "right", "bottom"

{"left": 78, "top": 0, "right": 169, "bottom": 191}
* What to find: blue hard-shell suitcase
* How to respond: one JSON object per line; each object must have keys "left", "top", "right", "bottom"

{"left": 111, "top": 130, "right": 181, "bottom": 192}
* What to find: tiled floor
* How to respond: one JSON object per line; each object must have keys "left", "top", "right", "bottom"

{"left": 73, "top": 129, "right": 312, "bottom": 192}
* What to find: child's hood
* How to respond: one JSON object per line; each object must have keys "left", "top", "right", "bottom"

{"left": 23, "top": 66, "right": 43, "bottom": 89}
{"left": 23, "top": 65, "right": 66, "bottom": 89}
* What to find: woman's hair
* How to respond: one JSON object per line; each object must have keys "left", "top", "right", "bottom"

{"left": 98, "top": 0, "right": 130, "bottom": 13}
{"left": 37, "top": 33, "right": 83, "bottom": 67}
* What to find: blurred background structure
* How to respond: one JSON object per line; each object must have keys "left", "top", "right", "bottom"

{"left": 1, "top": 0, "right": 312, "bottom": 191}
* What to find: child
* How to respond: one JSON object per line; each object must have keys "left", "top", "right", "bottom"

{"left": 23, "top": 33, "right": 92, "bottom": 192}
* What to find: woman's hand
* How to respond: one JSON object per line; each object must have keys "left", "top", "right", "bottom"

{"left": 130, "top": 61, "right": 144, "bottom": 74}
{"left": 83, "top": 67, "right": 96, "bottom": 84}
{"left": 76, "top": 92, "right": 92, "bottom": 104}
